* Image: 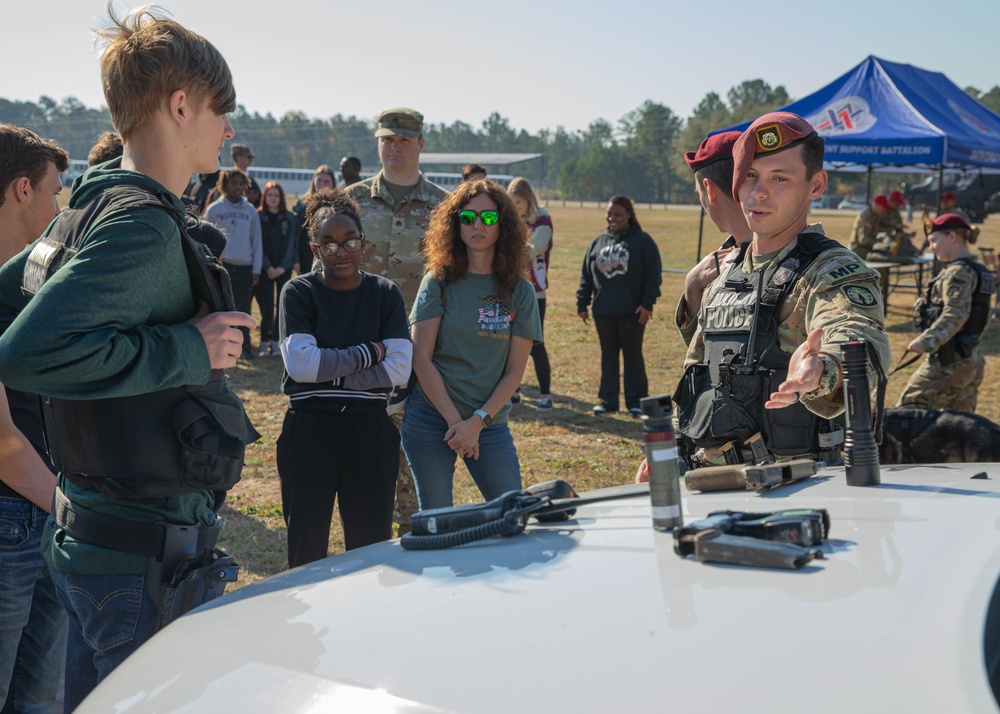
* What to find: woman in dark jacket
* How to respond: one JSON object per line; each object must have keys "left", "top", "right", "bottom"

{"left": 293, "top": 165, "right": 336, "bottom": 275}
{"left": 577, "top": 195, "right": 662, "bottom": 416}
{"left": 255, "top": 181, "right": 299, "bottom": 356}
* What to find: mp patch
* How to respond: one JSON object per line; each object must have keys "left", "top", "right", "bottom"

{"left": 755, "top": 124, "right": 782, "bottom": 151}
{"left": 844, "top": 285, "right": 878, "bottom": 307}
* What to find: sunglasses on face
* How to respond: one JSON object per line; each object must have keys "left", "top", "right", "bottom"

{"left": 313, "top": 238, "right": 364, "bottom": 255}
{"left": 458, "top": 209, "right": 499, "bottom": 227}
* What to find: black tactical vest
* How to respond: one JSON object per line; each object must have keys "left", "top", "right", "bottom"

{"left": 21, "top": 185, "right": 259, "bottom": 500}
{"left": 916, "top": 257, "right": 994, "bottom": 360}
{"left": 675, "top": 233, "right": 845, "bottom": 461}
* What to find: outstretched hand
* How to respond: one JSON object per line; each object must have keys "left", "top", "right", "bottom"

{"left": 765, "top": 327, "right": 825, "bottom": 409}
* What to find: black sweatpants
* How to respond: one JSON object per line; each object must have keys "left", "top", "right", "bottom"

{"left": 224, "top": 262, "right": 254, "bottom": 352}
{"left": 530, "top": 297, "right": 551, "bottom": 394}
{"left": 594, "top": 314, "right": 648, "bottom": 411}
{"left": 254, "top": 271, "right": 292, "bottom": 343}
{"left": 276, "top": 406, "right": 399, "bottom": 568}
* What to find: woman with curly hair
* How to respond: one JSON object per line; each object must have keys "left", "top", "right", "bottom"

{"left": 277, "top": 188, "right": 411, "bottom": 567}
{"left": 401, "top": 180, "right": 541, "bottom": 509}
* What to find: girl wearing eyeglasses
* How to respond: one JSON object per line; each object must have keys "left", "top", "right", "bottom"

{"left": 276, "top": 188, "right": 412, "bottom": 568}
{"left": 401, "top": 181, "right": 541, "bottom": 509}
{"left": 576, "top": 195, "right": 662, "bottom": 417}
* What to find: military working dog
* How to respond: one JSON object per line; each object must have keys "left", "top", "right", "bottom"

{"left": 880, "top": 407, "right": 1000, "bottom": 464}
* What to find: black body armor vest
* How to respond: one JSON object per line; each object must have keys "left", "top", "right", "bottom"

{"left": 915, "top": 256, "right": 994, "bottom": 365}
{"left": 675, "top": 234, "right": 845, "bottom": 461}
{"left": 22, "top": 185, "right": 259, "bottom": 500}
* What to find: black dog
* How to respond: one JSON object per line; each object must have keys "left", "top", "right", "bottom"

{"left": 879, "top": 407, "right": 1000, "bottom": 464}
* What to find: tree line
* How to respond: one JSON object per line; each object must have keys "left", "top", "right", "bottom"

{"left": 3, "top": 81, "right": 999, "bottom": 203}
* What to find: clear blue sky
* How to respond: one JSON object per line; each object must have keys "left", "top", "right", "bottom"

{"left": 5, "top": 0, "right": 999, "bottom": 135}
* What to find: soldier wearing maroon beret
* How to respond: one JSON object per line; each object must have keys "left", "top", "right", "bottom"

{"left": 940, "top": 191, "right": 973, "bottom": 224}
{"left": 673, "top": 132, "right": 752, "bottom": 345}
{"left": 897, "top": 213, "right": 991, "bottom": 411}
{"left": 674, "top": 111, "right": 890, "bottom": 468}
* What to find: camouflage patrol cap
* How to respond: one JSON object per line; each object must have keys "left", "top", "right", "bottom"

{"left": 731, "top": 112, "right": 818, "bottom": 199}
{"left": 374, "top": 108, "right": 424, "bottom": 138}
{"left": 924, "top": 213, "right": 971, "bottom": 235}
{"left": 684, "top": 131, "right": 741, "bottom": 172}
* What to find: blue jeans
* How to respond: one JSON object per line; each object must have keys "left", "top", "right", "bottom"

{"left": 401, "top": 390, "right": 522, "bottom": 509}
{"left": 49, "top": 568, "right": 159, "bottom": 713}
{"left": 0, "top": 497, "right": 66, "bottom": 714}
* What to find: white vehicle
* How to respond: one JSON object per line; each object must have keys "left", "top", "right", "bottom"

{"left": 78, "top": 465, "right": 1000, "bottom": 713}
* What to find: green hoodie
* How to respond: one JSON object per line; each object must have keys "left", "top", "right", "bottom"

{"left": 0, "top": 161, "right": 218, "bottom": 575}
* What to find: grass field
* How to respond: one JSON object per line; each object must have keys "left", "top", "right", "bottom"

{"left": 218, "top": 204, "right": 1000, "bottom": 586}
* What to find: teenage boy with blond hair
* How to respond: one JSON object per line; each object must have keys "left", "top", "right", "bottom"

{"left": 0, "top": 7, "right": 256, "bottom": 708}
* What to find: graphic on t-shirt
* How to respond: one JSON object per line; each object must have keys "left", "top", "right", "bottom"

{"left": 477, "top": 295, "right": 514, "bottom": 338}
{"left": 596, "top": 242, "right": 629, "bottom": 278}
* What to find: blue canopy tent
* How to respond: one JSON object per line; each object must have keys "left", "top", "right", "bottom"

{"left": 695, "top": 56, "right": 1000, "bottom": 257}
{"left": 715, "top": 55, "right": 1000, "bottom": 173}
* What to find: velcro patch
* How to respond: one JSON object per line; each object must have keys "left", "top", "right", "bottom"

{"left": 755, "top": 125, "right": 782, "bottom": 151}
{"left": 947, "top": 284, "right": 964, "bottom": 299}
{"left": 843, "top": 285, "right": 878, "bottom": 307}
{"left": 823, "top": 261, "right": 865, "bottom": 284}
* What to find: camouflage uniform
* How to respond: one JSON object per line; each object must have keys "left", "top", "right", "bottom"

{"left": 850, "top": 207, "right": 886, "bottom": 259}
{"left": 679, "top": 232, "right": 890, "bottom": 466}
{"left": 346, "top": 170, "right": 448, "bottom": 531}
{"left": 896, "top": 259, "right": 990, "bottom": 412}
{"left": 346, "top": 171, "right": 449, "bottom": 312}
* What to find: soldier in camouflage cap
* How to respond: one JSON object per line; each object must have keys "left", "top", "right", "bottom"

{"left": 896, "top": 214, "right": 993, "bottom": 412}
{"left": 674, "top": 112, "right": 890, "bottom": 467}
{"left": 346, "top": 108, "right": 448, "bottom": 533}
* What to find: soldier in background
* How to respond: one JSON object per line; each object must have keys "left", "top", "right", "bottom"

{"left": 674, "top": 112, "right": 890, "bottom": 468}
{"left": 940, "top": 191, "right": 973, "bottom": 224}
{"left": 346, "top": 108, "right": 448, "bottom": 534}
{"left": 675, "top": 131, "right": 751, "bottom": 346}
{"left": 231, "top": 143, "right": 261, "bottom": 208}
{"left": 849, "top": 194, "right": 891, "bottom": 259}
{"left": 896, "top": 214, "right": 992, "bottom": 412}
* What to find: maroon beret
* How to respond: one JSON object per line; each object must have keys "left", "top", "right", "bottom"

{"left": 684, "top": 131, "right": 741, "bottom": 172}
{"left": 889, "top": 190, "right": 905, "bottom": 206}
{"left": 924, "top": 213, "right": 971, "bottom": 235}
{"left": 731, "top": 112, "right": 818, "bottom": 199}
{"left": 873, "top": 195, "right": 891, "bottom": 210}
{"left": 941, "top": 191, "right": 956, "bottom": 201}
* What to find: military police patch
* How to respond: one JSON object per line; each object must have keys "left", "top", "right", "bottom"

{"left": 755, "top": 124, "right": 782, "bottom": 151}
{"left": 844, "top": 285, "right": 878, "bottom": 307}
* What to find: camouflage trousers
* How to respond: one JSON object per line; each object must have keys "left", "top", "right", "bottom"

{"left": 895, "top": 351, "right": 985, "bottom": 413}
{"left": 390, "top": 411, "right": 419, "bottom": 535}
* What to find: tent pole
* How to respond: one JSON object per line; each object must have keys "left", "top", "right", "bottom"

{"left": 936, "top": 164, "right": 944, "bottom": 214}
{"left": 865, "top": 165, "right": 873, "bottom": 203}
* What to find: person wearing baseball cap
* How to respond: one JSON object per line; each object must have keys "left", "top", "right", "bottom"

{"left": 896, "top": 213, "right": 991, "bottom": 412}
{"left": 231, "top": 143, "right": 261, "bottom": 207}
{"left": 674, "top": 111, "right": 889, "bottom": 468}
{"left": 346, "top": 108, "right": 448, "bottom": 535}
{"left": 673, "top": 132, "right": 752, "bottom": 345}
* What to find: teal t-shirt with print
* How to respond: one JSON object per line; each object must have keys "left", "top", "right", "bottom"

{"left": 410, "top": 271, "right": 541, "bottom": 424}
